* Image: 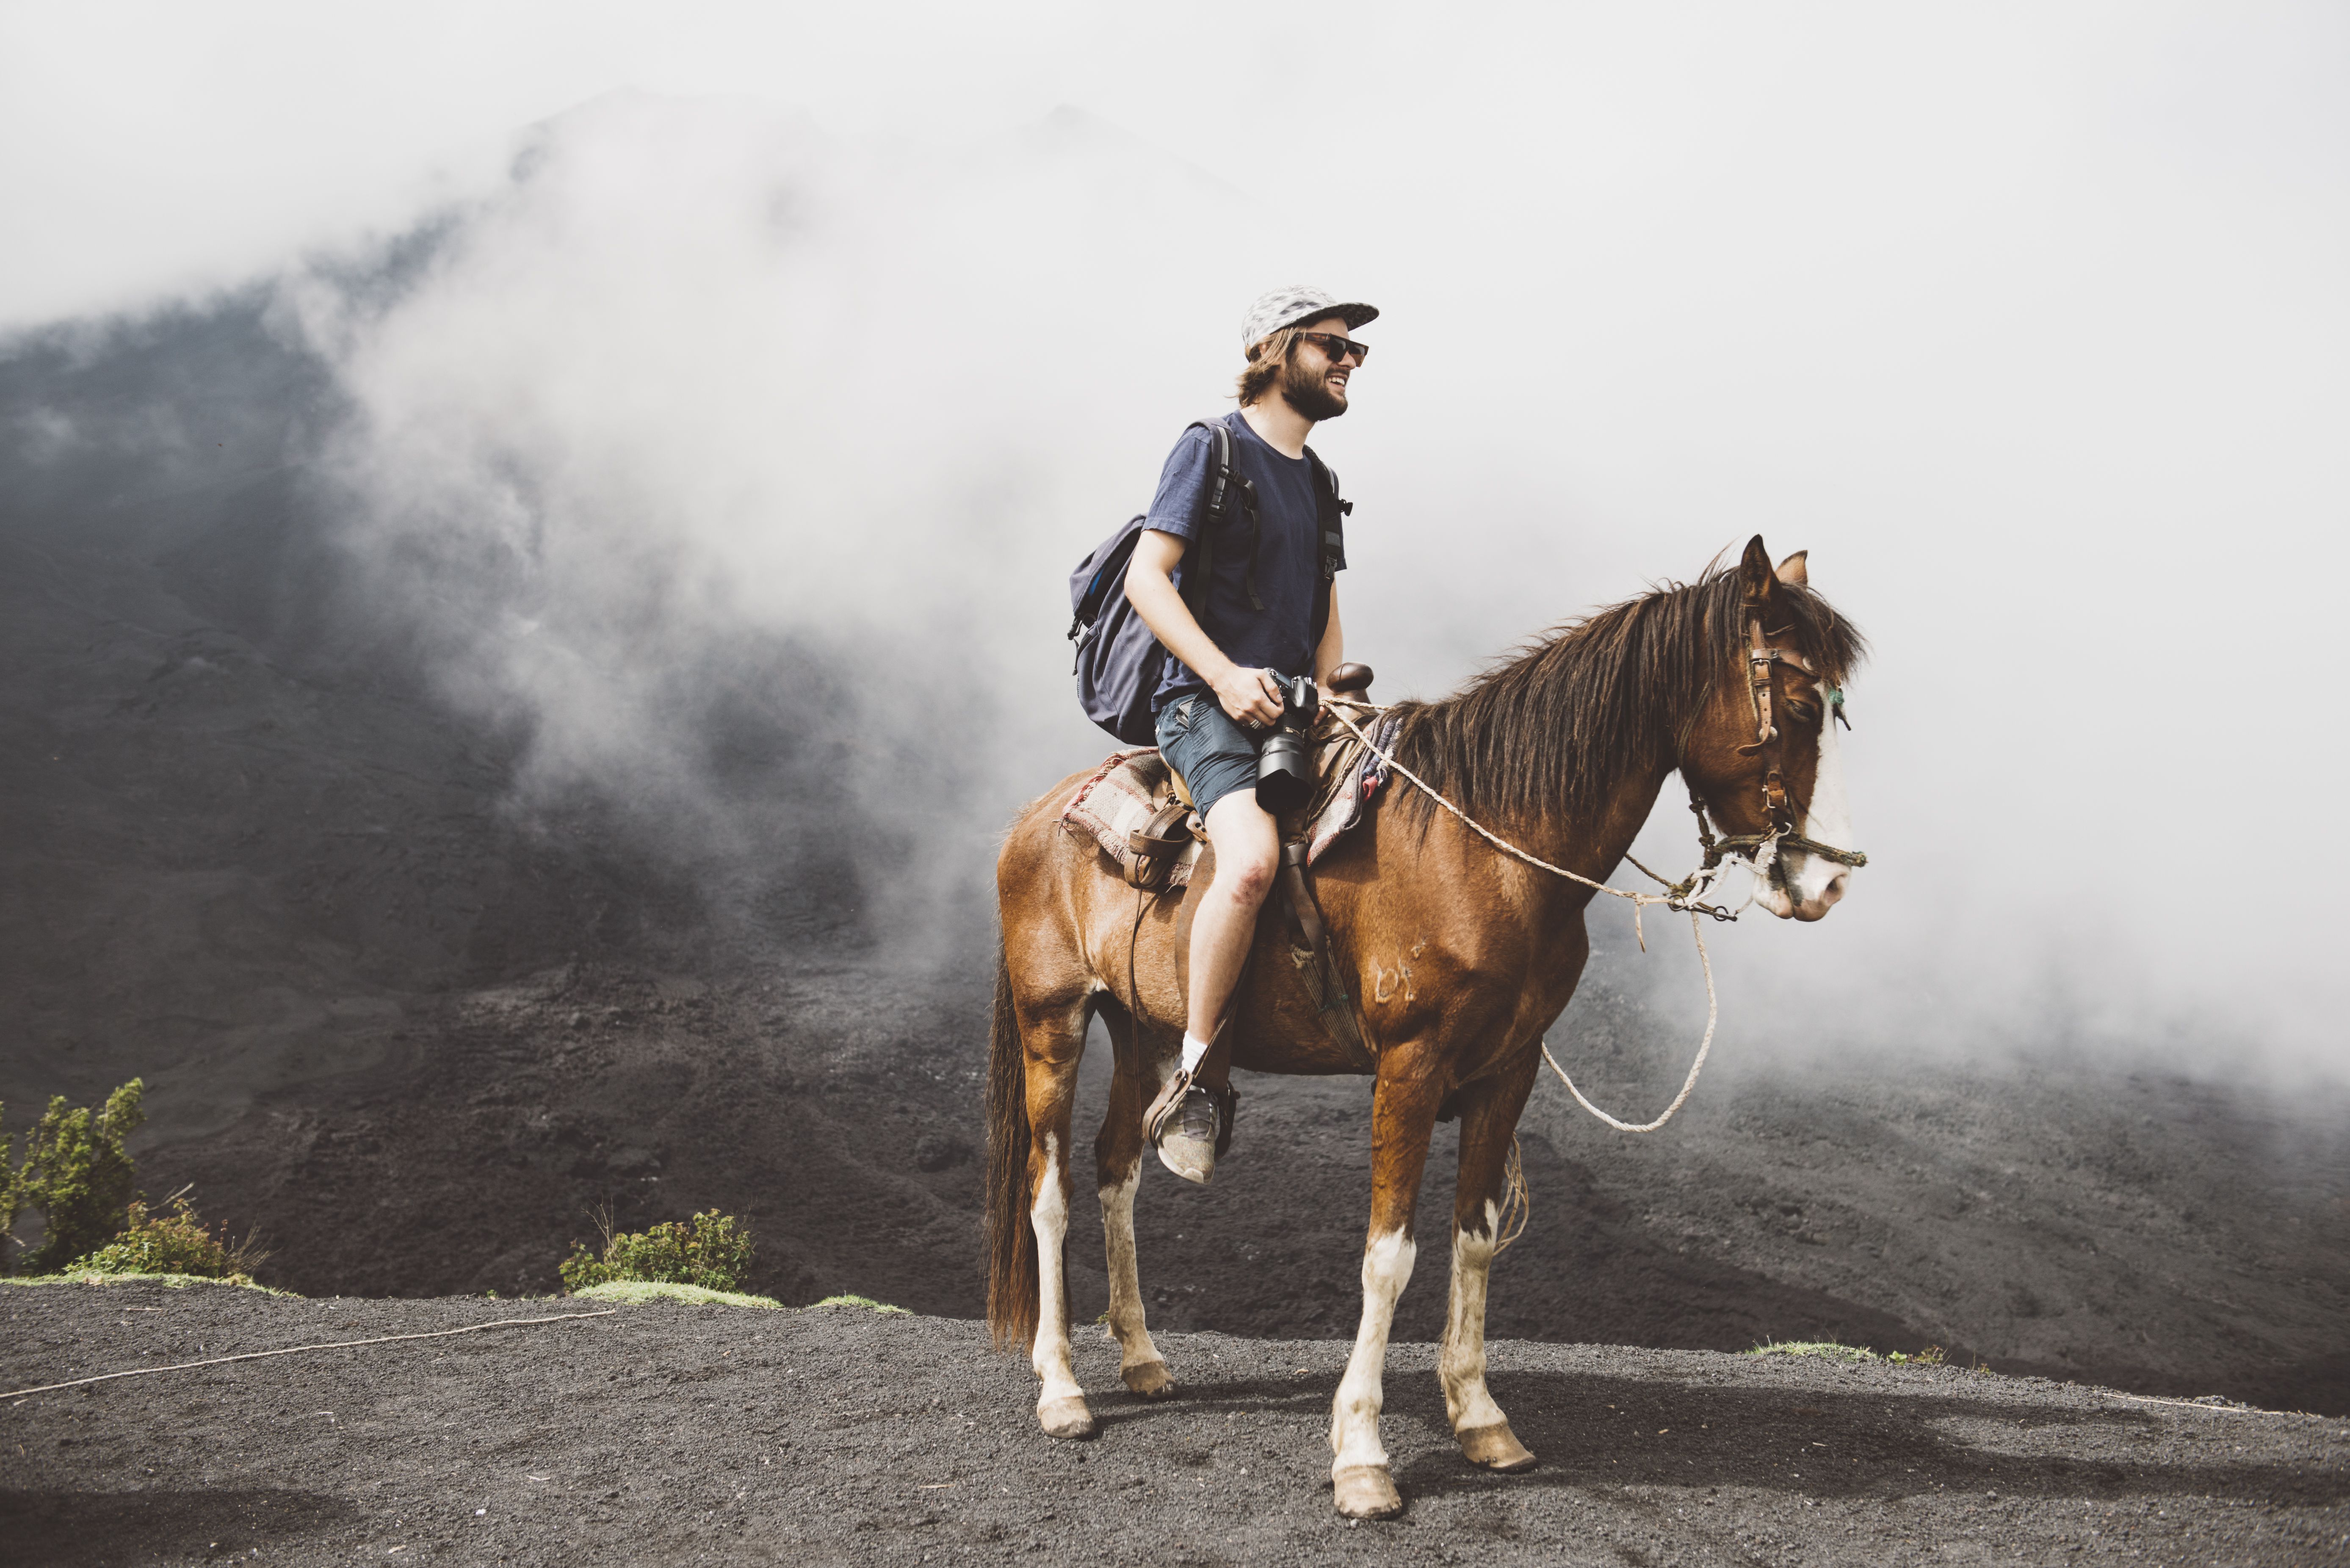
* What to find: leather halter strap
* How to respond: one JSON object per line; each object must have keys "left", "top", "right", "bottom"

{"left": 1681, "top": 601, "right": 1868, "bottom": 878}
{"left": 1735, "top": 609, "right": 1812, "bottom": 828}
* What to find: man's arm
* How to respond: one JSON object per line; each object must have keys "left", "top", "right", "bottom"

{"left": 1313, "top": 583, "right": 1343, "bottom": 693}
{"left": 1125, "top": 530, "right": 1284, "bottom": 727}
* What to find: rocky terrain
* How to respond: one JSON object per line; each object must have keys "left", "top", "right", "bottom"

{"left": 4, "top": 1282, "right": 2345, "bottom": 1566}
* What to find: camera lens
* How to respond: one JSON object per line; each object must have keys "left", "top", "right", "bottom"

{"left": 1255, "top": 676, "right": 1321, "bottom": 814}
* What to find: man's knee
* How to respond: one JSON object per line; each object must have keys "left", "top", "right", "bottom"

{"left": 1220, "top": 845, "right": 1278, "bottom": 908}
{"left": 1203, "top": 795, "right": 1280, "bottom": 908}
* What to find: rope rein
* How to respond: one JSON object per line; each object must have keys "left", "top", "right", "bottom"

{"left": 1323, "top": 697, "right": 1750, "bottom": 1136}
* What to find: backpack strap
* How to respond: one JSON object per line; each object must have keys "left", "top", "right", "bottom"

{"left": 1199, "top": 422, "right": 1233, "bottom": 521}
{"left": 1186, "top": 419, "right": 1264, "bottom": 614}
{"left": 1305, "top": 447, "right": 1349, "bottom": 645}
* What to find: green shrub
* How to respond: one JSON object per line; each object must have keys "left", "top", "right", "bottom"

{"left": 561, "top": 1209, "right": 754, "bottom": 1294}
{"left": 75, "top": 1189, "right": 267, "bottom": 1281}
{"left": 3, "top": 1080, "right": 145, "bottom": 1274}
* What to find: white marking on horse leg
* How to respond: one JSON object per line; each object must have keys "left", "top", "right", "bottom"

{"left": 1788, "top": 680, "right": 1858, "bottom": 916}
{"left": 1028, "top": 1133, "right": 1083, "bottom": 1406}
{"left": 1098, "top": 1164, "right": 1164, "bottom": 1372}
{"left": 1329, "top": 1227, "right": 1417, "bottom": 1473}
{"left": 1440, "top": 1201, "right": 1507, "bottom": 1432}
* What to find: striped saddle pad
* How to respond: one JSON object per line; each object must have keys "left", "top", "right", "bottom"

{"left": 1058, "top": 716, "right": 1398, "bottom": 891}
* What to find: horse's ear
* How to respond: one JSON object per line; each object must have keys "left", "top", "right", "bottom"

{"left": 1775, "top": 549, "right": 1809, "bottom": 587}
{"left": 1737, "top": 535, "right": 1777, "bottom": 604}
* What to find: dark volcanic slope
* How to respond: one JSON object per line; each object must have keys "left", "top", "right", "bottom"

{"left": 0, "top": 301, "right": 899, "bottom": 1154}
{"left": 0, "top": 301, "right": 655, "bottom": 1147}
{"left": 143, "top": 954, "right": 2350, "bottom": 1417}
{"left": 4, "top": 1283, "right": 2344, "bottom": 1567}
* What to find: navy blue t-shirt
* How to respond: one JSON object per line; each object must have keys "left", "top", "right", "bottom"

{"left": 1144, "top": 411, "right": 1344, "bottom": 711}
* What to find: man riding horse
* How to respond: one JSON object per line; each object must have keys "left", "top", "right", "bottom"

{"left": 1124, "top": 284, "right": 1377, "bottom": 1184}
{"left": 993, "top": 288, "right": 1866, "bottom": 1521}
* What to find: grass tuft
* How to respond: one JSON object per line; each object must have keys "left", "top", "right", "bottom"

{"left": 1749, "top": 1339, "right": 1882, "bottom": 1362}
{"left": 810, "top": 1294, "right": 910, "bottom": 1315}
{"left": 570, "top": 1280, "right": 783, "bottom": 1310}
{"left": 1, "top": 1270, "right": 292, "bottom": 1296}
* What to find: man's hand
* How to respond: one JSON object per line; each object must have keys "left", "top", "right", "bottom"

{"left": 1214, "top": 665, "right": 1285, "bottom": 729}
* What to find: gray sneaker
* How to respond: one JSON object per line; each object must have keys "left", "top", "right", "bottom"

{"left": 1154, "top": 1086, "right": 1222, "bottom": 1185}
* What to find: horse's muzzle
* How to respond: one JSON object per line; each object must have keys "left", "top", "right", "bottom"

{"left": 1787, "top": 870, "right": 1849, "bottom": 922}
{"left": 1756, "top": 863, "right": 1849, "bottom": 922}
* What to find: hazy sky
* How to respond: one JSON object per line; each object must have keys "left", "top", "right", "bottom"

{"left": 7, "top": 3, "right": 2347, "bottom": 1070}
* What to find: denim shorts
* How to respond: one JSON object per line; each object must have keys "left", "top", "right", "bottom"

{"left": 1154, "top": 692, "right": 1264, "bottom": 819}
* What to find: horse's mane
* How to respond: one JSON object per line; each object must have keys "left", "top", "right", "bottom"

{"left": 1385, "top": 561, "right": 1866, "bottom": 830}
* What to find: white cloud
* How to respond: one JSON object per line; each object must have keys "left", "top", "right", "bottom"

{"left": 10, "top": 3, "right": 2347, "bottom": 1067}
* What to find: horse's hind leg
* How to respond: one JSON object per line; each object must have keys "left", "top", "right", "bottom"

{"left": 1023, "top": 994, "right": 1095, "bottom": 1439}
{"left": 1440, "top": 1051, "right": 1540, "bottom": 1473}
{"left": 1094, "top": 999, "right": 1175, "bottom": 1398}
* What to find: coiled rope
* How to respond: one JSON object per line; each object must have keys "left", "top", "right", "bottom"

{"left": 1324, "top": 698, "right": 1761, "bottom": 1136}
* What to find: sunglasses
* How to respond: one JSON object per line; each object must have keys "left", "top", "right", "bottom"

{"left": 1297, "top": 331, "right": 1370, "bottom": 364}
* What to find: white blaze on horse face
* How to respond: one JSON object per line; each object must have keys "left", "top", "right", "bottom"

{"left": 1440, "top": 1202, "right": 1507, "bottom": 1434}
{"left": 1028, "top": 1134, "right": 1083, "bottom": 1404}
{"left": 1786, "top": 681, "right": 1857, "bottom": 919}
{"left": 1097, "top": 1165, "right": 1164, "bottom": 1373}
{"left": 1330, "top": 1227, "right": 1416, "bottom": 1474}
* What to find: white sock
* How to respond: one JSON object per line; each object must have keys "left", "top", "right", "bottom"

{"left": 1179, "top": 1032, "right": 1211, "bottom": 1076}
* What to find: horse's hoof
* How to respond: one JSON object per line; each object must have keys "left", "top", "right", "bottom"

{"left": 1457, "top": 1420, "right": 1536, "bottom": 1472}
{"left": 1331, "top": 1464, "right": 1404, "bottom": 1519}
{"left": 1122, "top": 1359, "right": 1178, "bottom": 1398}
{"left": 1037, "top": 1395, "right": 1098, "bottom": 1440}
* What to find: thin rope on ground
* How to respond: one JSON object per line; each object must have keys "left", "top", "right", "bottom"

{"left": 2, "top": 1310, "right": 618, "bottom": 1401}
{"left": 2085, "top": 1390, "right": 2322, "bottom": 1420}
{"left": 1326, "top": 700, "right": 1729, "bottom": 1135}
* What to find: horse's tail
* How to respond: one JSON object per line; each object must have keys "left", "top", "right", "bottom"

{"left": 983, "top": 938, "right": 1038, "bottom": 1350}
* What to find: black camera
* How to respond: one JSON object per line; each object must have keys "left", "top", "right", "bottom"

{"left": 1254, "top": 674, "right": 1320, "bottom": 815}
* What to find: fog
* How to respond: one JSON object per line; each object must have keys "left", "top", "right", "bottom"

{"left": 8, "top": 4, "right": 2346, "bottom": 1074}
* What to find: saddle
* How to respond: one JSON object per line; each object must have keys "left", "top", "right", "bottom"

{"left": 1058, "top": 666, "right": 1396, "bottom": 1057}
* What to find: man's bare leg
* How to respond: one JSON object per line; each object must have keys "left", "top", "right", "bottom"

{"left": 1186, "top": 790, "right": 1281, "bottom": 1040}
{"left": 1147, "top": 789, "right": 1279, "bottom": 1182}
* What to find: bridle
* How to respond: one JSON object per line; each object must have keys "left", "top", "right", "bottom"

{"left": 1312, "top": 591, "right": 1870, "bottom": 1135}
{"left": 1677, "top": 595, "right": 1869, "bottom": 896}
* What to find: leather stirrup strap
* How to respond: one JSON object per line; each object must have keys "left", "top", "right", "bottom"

{"left": 1277, "top": 840, "right": 1326, "bottom": 956}
{"left": 1123, "top": 797, "right": 1193, "bottom": 889}
{"left": 1277, "top": 841, "right": 1373, "bottom": 1063}
{"left": 1172, "top": 840, "right": 1212, "bottom": 1008}
{"left": 1167, "top": 839, "right": 1242, "bottom": 1094}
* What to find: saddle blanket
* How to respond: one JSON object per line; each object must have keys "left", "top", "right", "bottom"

{"left": 1059, "top": 715, "right": 1399, "bottom": 891}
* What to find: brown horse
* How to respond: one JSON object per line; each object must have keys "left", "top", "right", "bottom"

{"left": 985, "top": 536, "right": 1866, "bottom": 1518}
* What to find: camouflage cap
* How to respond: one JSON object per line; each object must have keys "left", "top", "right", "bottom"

{"left": 1240, "top": 286, "right": 1379, "bottom": 351}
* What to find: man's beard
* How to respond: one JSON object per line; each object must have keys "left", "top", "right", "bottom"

{"left": 1279, "top": 354, "right": 1348, "bottom": 421}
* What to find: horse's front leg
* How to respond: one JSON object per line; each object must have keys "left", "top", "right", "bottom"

{"left": 1329, "top": 1059, "right": 1443, "bottom": 1520}
{"left": 1024, "top": 999, "right": 1094, "bottom": 1439}
{"left": 1095, "top": 1003, "right": 1176, "bottom": 1397}
{"left": 1440, "top": 1050, "right": 1540, "bottom": 1472}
